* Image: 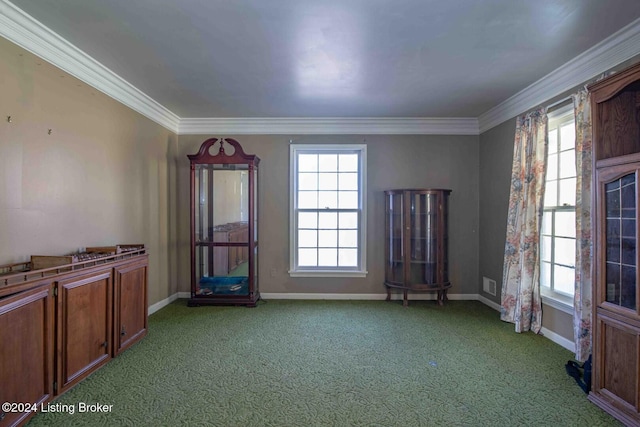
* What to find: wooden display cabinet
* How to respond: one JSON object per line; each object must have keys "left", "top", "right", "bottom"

{"left": 188, "top": 138, "right": 260, "bottom": 307}
{"left": 589, "top": 61, "right": 640, "bottom": 425}
{"left": 384, "top": 189, "right": 452, "bottom": 306}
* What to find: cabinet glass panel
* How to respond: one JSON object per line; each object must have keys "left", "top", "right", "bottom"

{"left": 605, "top": 173, "right": 636, "bottom": 310}
{"left": 386, "top": 193, "right": 403, "bottom": 284}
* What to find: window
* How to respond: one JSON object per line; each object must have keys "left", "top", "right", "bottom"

{"left": 540, "top": 105, "right": 576, "bottom": 306}
{"left": 289, "top": 144, "right": 367, "bottom": 277}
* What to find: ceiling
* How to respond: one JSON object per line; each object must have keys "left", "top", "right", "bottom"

{"left": 6, "top": 0, "right": 640, "bottom": 131}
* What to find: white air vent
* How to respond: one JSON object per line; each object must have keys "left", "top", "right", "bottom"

{"left": 483, "top": 277, "right": 497, "bottom": 296}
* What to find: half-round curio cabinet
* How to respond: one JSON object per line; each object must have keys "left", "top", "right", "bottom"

{"left": 384, "top": 188, "right": 451, "bottom": 307}
{"left": 188, "top": 138, "right": 260, "bottom": 307}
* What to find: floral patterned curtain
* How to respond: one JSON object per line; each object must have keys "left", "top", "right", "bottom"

{"left": 501, "top": 108, "right": 548, "bottom": 333}
{"left": 572, "top": 89, "right": 592, "bottom": 362}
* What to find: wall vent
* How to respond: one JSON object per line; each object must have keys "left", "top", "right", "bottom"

{"left": 483, "top": 277, "right": 497, "bottom": 296}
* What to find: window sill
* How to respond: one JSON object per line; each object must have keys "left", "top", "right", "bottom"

{"left": 289, "top": 270, "right": 368, "bottom": 278}
{"left": 541, "top": 291, "right": 574, "bottom": 315}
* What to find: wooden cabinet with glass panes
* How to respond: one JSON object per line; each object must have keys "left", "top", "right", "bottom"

{"left": 588, "top": 61, "right": 640, "bottom": 425}
{"left": 187, "top": 138, "right": 260, "bottom": 307}
{"left": 384, "top": 189, "right": 451, "bottom": 307}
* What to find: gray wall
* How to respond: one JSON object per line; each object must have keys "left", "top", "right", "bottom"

{"left": 177, "top": 134, "right": 480, "bottom": 297}
{"left": 0, "top": 37, "right": 179, "bottom": 307}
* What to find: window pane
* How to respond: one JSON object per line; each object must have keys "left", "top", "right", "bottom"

{"left": 339, "top": 212, "right": 358, "bottom": 229}
{"left": 554, "top": 265, "right": 575, "bottom": 295}
{"left": 299, "top": 154, "right": 317, "bottom": 172}
{"left": 559, "top": 178, "right": 576, "bottom": 206}
{"left": 318, "top": 249, "right": 337, "bottom": 266}
{"left": 298, "top": 212, "right": 318, "bottom": 228}
{"left": 338, "top": 173, "right": 358, "bottom": 191}
{"left": 559, "top": 150, "right": 576, "bottom": 179}
{"left": 318, "top": 212, "right": 338, "bottom": 229}
{"left": 541, "top": 235, "right": 552, "bottom": 263}
{"left": 319, "top": 154, "right": 338, "bottom": 172}
{"left": 318, "top": 230, "right": 337, "bottom": 247}
{"left": 298, "top": 191, "right": 318, "bottom": 209}
{"left": 298, "top": 249, "right": 317, "bottom": 266}
{"left": 555, "top": 237, "right": 576, "bottom": 267}
{"left": 555, "top": 211, "right": 576, "bottom": 238}
{"left": 318, "top": 173, "right": 338, "bottom": 190}
{"left": 339, "top": 154, "right": 358, "bottom": 172}
{"left": 560, "top": 123, "right": 575, "bottom": 151}
{"left": 541, "top": 212, "right": 552, "bottom": 235}
{"left": 548, "top": 129, "right": 558, "bottom": 154}
{"left": 299, "top": 173, "right": 318, "bottom": 190}
{"left": 298, "top": 230, "right": 318, "bottom": 247}
{"left": 338, "top": 249, "right": 358, "bottom": 266}
{"left": 338, "top": 191, "right": 359, "bottom": 209}
{"left": 318, "top": 191, "right": 338, "bottom": 209}
{"left": 339, "top": 230, "right": 358, "bottom": 247}
{"left": 544, "top": 181, "right": 557, "bottom": 207}
{"left": 541, "top": 261, "right": 551, "bottom": 288}
{"left": 547, "top": 154, "right": 558, "bottom": 180}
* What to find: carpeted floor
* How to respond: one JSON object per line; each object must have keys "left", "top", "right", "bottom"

{"left": 27, "top": 300, "right": 621, "bottom": 426}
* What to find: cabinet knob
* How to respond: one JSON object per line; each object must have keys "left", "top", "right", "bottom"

{"left": 102, "top": 341, "right": 108, "bottom": 348}
{"left": 121, "top": 326, "right": 126, "bottom": 337}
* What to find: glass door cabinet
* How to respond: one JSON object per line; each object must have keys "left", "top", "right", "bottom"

{"left": 384, "top": 189, "right": 451, "bottom": 307}
{"left": 589, "top": 62, "right": 640, "bottom": 424}
{"left": 188, "top": 138, "right": 260, "bottom": 307}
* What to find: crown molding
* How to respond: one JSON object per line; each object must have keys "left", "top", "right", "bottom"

{"left": 179, "top": 117, "right": 480, "bottom": 135}
{"left": 0, "top": 0, "right": 180, "bottom": 133}
{"left": 478, "top": 18, "right": 640, "bottom": 133}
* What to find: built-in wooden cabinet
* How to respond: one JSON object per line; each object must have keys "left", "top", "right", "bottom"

{"left": 0, "top": 284, "right": 54, "bottom": 427}
{"left": 384, "top": 189, "right": 452, "bottom": 306}
{"left": 56, "top": 269, "right": 113, "bottom": 394}
{"left": 589, "top": 61, "right": 640, "bottom": 425}
{"left": 0, "top": 251, "right": 148, "bottom": 427}
{"left": 113, "top": 258, "right": 148, "bottom": 356}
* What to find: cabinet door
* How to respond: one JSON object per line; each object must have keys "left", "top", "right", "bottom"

{"left": 0, "top": 285, "right": 54, "bottom": 427}
{"left": 56, "top": 270, "right": 112, "bottom": 394}
{"left": 113, "top": 259, "right": 148, "bottom": 356}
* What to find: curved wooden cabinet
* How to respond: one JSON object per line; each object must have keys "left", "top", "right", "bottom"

{"left": 384, "top": 189, "right": 452, "bottom": 306}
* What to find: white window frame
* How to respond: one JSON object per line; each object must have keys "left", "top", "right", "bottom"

{"left": 289, "top": 144, "right": 367, "bottom": 277}
{"left": 540, "top": 104, "right": 575, "bottom": 314}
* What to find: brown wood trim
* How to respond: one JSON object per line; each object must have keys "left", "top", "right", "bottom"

{"left": 589, "top": 62, "right": 640, "bottom": 104}
{"left": 596, "top": 153, "right": 640, "bottom": 169}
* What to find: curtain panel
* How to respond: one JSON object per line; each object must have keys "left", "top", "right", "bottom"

{"left": 501, "top": 108, "right": 548, "bottom": 333}
{"left": 572, "top": 89, "right": 593, "bottom": 362}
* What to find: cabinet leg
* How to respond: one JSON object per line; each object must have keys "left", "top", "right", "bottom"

{"left": 386, "top": 287, "right": 391, "bottom": 302}
{"left": 403, "top": 289, "right": 408, "bottom": 307}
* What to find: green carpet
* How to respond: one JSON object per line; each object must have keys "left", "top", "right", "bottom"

{"left": 27, "top": 300, "right": 620, "bottom": 426}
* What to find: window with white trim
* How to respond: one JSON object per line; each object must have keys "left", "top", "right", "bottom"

{"left": 541, "top": 105, "right": 576, "bottom": 304}
{"left": 289, "top": 144, "right": 367, "bottom": 277}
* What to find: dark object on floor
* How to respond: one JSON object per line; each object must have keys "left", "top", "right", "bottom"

{"left": 565, "top": 354, "right": 592, "bottom": 394}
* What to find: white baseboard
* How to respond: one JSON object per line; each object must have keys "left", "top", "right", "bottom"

{"left": 540, "top": 327, "right": 575, "bottom": 352}
{"left": 477, "top": 294, "right": 501, "bottom": 311}
{"left": 260, "top": 292, "right": 480, "bottom": 301}
{"left": 148, "top": 292, "right": 190, "bottom": 315}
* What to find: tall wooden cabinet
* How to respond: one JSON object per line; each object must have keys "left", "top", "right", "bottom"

{"left": 384, "top": 189, "right": 452, "bottom": 306}
{"left": 589, "top": 61, "right": 640, "bottom": 425}
{"left": 188, "top": 138, "right": 260, "bottom": 307}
